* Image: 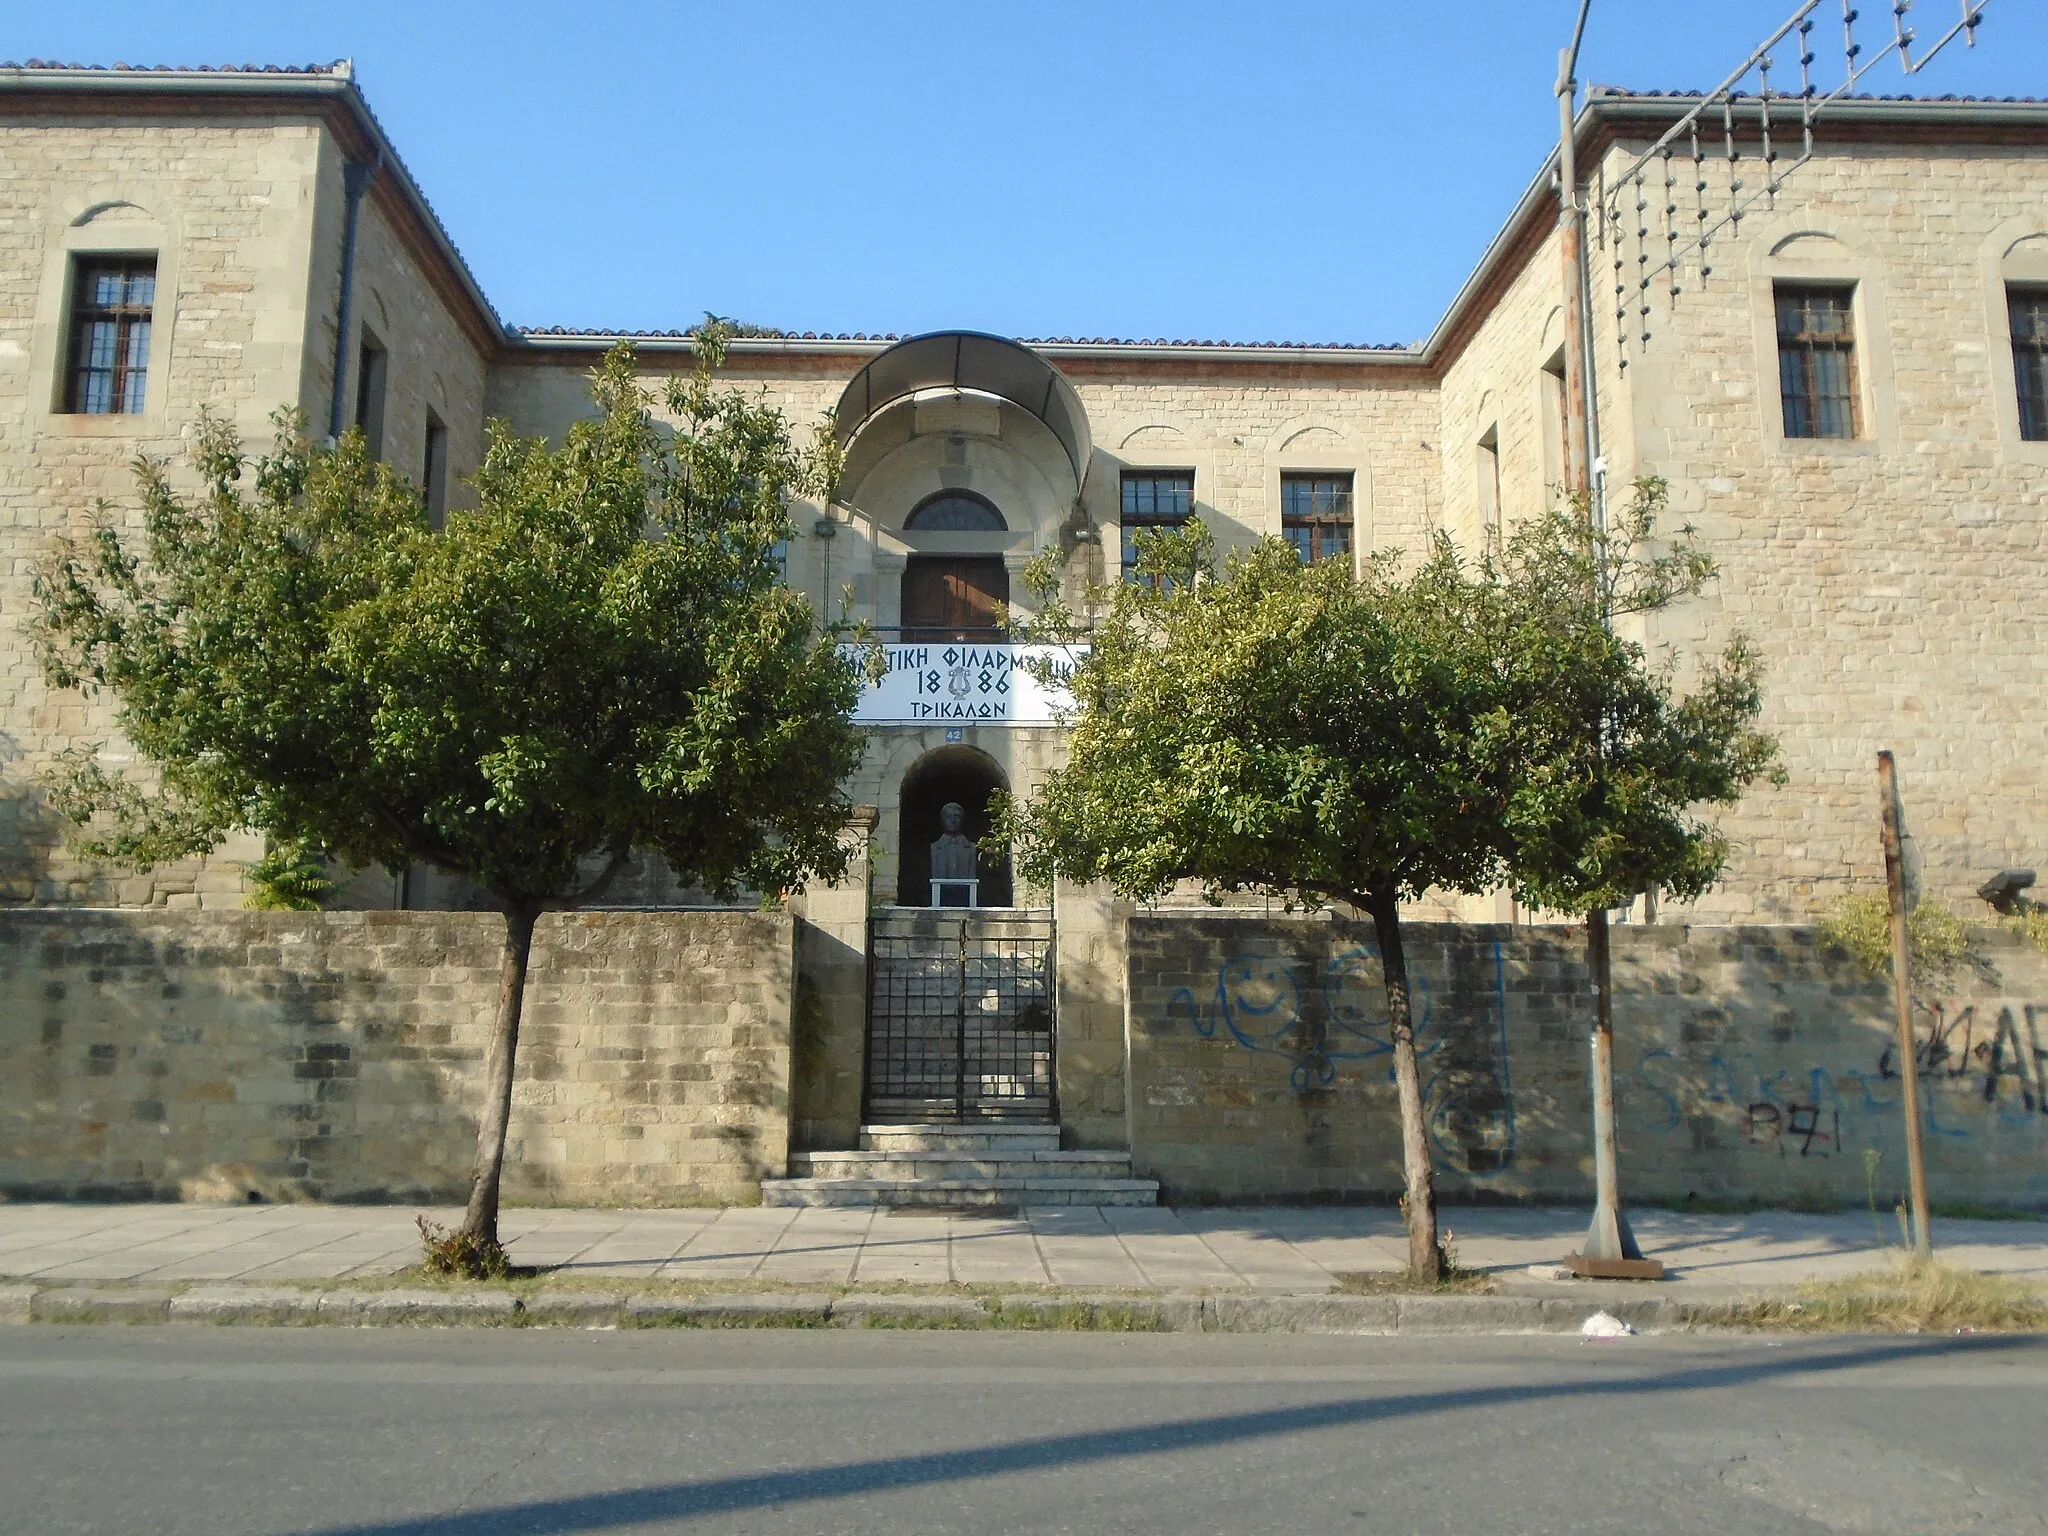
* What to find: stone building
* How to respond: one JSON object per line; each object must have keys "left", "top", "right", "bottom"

{"left": 2, "top": 63, "right": 2045, "bottom": 1203}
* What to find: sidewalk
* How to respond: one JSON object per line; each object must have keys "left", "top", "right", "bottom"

{"left": 3, "top": 1201, "right": 2043, "bottom": 1294}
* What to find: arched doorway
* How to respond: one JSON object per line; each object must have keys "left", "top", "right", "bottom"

{"left": 895, "top": 746, "right": 1012, "bottom": 907}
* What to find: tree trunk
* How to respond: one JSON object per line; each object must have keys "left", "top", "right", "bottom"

{"left": 463, "top": 902, "right": 540, "bottom": 1247}
{"left": 1579, "top": 907, "right": 1644, "bottom": 1261}
{"left": 1369, "top": 886, "right": 1440, "bottom": 1284}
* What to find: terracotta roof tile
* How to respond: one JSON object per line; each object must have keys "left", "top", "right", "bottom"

{"left": 2, "top": 59, "right": 345, "bottom": 74}
{"left": 514, "top": 325, "right": 1410, "bottom": 351}
{"left": 1588, "top": 85, "right": 2046, "bottom": 104}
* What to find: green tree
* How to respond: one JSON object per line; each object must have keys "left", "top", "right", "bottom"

{"left": 1484, "top": 479, "right": 1780, "bottom": 1259}
{"left": 1003, "top": 524, "right": 1506, "bottom": 1281}
{"left": 242, "top": 837, "right": 335, "bottom": 911}
{"left": 34, "top": 337, "right": 865, "bottom": 1261}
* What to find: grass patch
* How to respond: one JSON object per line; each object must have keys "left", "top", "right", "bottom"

{"left": 985, "top": 1300, "right": 1173, "bottom": 1331}
{"left": 1670, "top": 1190, "right": 1843, "bottom": 1216}
{"left": 1719, "top": 1258, "right": 2048, "bottom": 1334}
{"left": 1330, "top": 1270, "right": 1496, "bottom": 1296}
{"left": 1931, "top": 1201, "right": 2047, "bottom": 1223}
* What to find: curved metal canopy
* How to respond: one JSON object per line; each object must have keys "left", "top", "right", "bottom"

{"left": 833, "top": 331, "right": 1092, "bottom": 491}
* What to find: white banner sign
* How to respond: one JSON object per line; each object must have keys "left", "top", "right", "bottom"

{"left": 846, "top": 642, "right": 1085, "bottom": 725}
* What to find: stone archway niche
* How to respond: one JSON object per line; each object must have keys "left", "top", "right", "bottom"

{"left": 895, "top": 745, "right": 1013, "bottom": 907}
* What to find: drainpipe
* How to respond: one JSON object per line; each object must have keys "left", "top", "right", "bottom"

{"left": 326, "top": 153, "right": 381, "bottom": 443}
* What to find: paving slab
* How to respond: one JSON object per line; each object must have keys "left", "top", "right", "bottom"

{"left": 1100, "top": 1207, "right": 1245, "bottom": 1288}
{"left": 946, "top": 1215, "right": 1050, "bottom": 1285}
{"left": 1025, "top": 1207, "right": 1152, "bottom": 1288}
{"left": 749, "top": 1207, "right": 877, "bottom": 1285}
{"left": 660, "top": 1206, "right": 802, "bottom": 1279}
{"left": 849, "top": 1213, "right": 956, "bottom": 1284}
{"left": 1175, "top": 1210, "right": 1343, "bottom": 1292}
{"left": 1, "top": 1202, "right": 2044, "bottom": 1293}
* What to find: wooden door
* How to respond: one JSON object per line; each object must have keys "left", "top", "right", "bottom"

{"left": 901, "top": 557, "right": 1009, "bottom": 641}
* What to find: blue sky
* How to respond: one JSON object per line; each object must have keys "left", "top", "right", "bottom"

{"left": 14, "top": 2, "right": 2044, "bottom": 343}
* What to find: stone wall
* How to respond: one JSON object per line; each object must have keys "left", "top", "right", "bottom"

{"left": 1605, "top": 138, "right": 2048, "bottom": 922}
{"left": 1126, "top": 912, "right": 2048, "bottom": 1210}
{"left": 0, "top": 114, "right": 328, "bottom": 907}
{"left": 0, "top": 908, "right": 793, "bottom": 1205}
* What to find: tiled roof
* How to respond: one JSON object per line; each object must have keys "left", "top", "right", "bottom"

{"left": 2, "top": 59, "right": 346, "bottom": 74}
{"left": 516, "top": 325, "right": 1412, "bottom": 351}
{"left": 1589, "top": 85, "right": 2047, "bottom": 104}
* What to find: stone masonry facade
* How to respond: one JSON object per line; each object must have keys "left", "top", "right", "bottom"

{"left": 1, "top": 68, "right": 2045, "bottom": 1205}
{"left": 0, "top": 909, "right": 794, "bottom": 1204}
{"left": 2, "top": 73, "right": 2041, "bottom": 928}
{"left": 1128, "top": 912, "right": 2048, "bottom": 1209}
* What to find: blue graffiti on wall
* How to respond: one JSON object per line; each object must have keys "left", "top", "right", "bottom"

{"left": 1631, "top": 996, "right": 2048, "bottom": 1159}
{"left": 1168, "top": 946, "right": 1435, "bottom": 1093}
{"left": 1168, "top": 942, "right": 1516, "bottom": 1174}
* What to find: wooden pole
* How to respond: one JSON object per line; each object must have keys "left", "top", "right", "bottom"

{"left": 1877, "top": 750, "right": 1933, "bottom": 1259}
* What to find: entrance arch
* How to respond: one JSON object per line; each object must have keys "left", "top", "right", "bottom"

{"left": 896, "top": 746, "right": 1012, "bottom": 907}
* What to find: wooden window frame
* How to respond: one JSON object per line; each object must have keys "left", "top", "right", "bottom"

{"left": 1281, "top": 471, "right": 1354, "bottom": 565}
{"left": 1120, "top": 469, "right": 1194, "bottom": 583}
{"left": 65, "top": 255, "right": 157, "bottom": 415}
{"left": 1775, "top": 283, "right": 1861, "bottom": 440}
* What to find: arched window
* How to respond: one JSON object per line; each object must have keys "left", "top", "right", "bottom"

{"left": 904, "top": 491, "right": 1006, "bottom": 531}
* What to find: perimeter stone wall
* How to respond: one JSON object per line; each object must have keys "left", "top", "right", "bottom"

{"left": 1126, "top": 912, "right": 2048, "bottom": 1210}
{"left": 0, "top": 908, "right": 793, "bottom": 1205}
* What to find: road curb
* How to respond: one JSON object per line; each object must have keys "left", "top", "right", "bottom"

{"left": 0, "top": 1281, "right": 1739, "bottom": 1334}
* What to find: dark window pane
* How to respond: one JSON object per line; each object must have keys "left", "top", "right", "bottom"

{"left": 1776, "top": 283, "right": 1858, "bottom": 440}
{"left": 66, "top": 256, "right": 156, "bottom": 415}
{"left": 1119, "top": 471, "right": 1194, "bottom": 582}
{"left": 906, "top": 492, "right": 1007, "bottom": 531}
{"left": 2013, "top": 289, "right": 2048, "bottom": 443}
{"left": 1281, "top": 471, "right": 1354, "bottom": 564}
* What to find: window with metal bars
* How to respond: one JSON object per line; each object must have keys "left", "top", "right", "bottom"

{"left": 1120, "top": 470, "right": 1193, "bottom": 582}
{"left": 1775, "top": 284, "right": 1860, "bottom": 440}
{"left": 65, "top": 256, "right": 156, "bottom": 414}
{"left": 2013, "top": 287, "right": 2048, "bottom": 443}
{"left": 1281, "top": 472, "right": 1353, "bottom": 565}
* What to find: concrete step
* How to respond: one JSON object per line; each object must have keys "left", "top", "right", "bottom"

{"left": 860, "top": 1123, "right": 1061, "bottom": 1154}
{"left": 792, "top": 1151, "right": 1135, "bottom": 1181}
{"left": 759, "top": 1176, "right": 1162, "bottom": 1208}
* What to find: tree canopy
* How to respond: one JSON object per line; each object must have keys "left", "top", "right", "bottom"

{"left": 1484, "top": 481, "right": 1780, "bottom": 918}
{"left": 1004, "top": 492, "right": 1778, "bottom": 1279}
{"left": 34, "top": 337, "right": 865, "bottom": 1253}
{"left": 1005, "top": 521, "right": 1511, "bottom": 1278}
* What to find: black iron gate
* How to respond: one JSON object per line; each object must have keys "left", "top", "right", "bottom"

{"left": 864, "top": 908, "right": 1055, "bottom": 1122}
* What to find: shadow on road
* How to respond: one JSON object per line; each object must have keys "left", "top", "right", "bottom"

{"left": 287, "top": 1334, "right": 2043, "bottom": 1536}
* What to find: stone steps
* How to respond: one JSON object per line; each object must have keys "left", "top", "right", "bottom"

{"left": 760, "top": 1123, "right": 1161, "bottom": 1208}
{"left": 792, "top": 1150, "right": 1135, "bottom": 1181}
{"left": 860, "top": 1123, "right": 1061, "bottom": 1154}
{"left": 759, "top": 1176, "right": 1162, "bottom": 1208}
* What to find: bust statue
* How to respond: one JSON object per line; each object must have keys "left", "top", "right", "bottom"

{"left": 930, "top": 801, "right": 978, "bottom": 883}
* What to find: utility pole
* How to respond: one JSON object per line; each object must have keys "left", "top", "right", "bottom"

{"left": 1877, "top": 751, "right": 1934, "bottom": 1259}
{"left": 1556, "top": 0, "right": 1655, "bottom": 1278}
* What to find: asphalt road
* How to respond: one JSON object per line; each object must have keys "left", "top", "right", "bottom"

{"left": 2, "top": 1327, "right": 2044, "bottom": 1535}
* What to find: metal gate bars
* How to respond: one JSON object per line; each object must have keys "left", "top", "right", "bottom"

{"left": 864, "top": 908, "right": 1055, "bottom": 1123}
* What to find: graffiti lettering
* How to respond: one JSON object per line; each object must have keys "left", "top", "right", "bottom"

{"left": 1166, "top": 942, "right": 1515, "bottom": 1175}
{"left": 1743, "top": 1100, "right": 1840, "bottom": 1155}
